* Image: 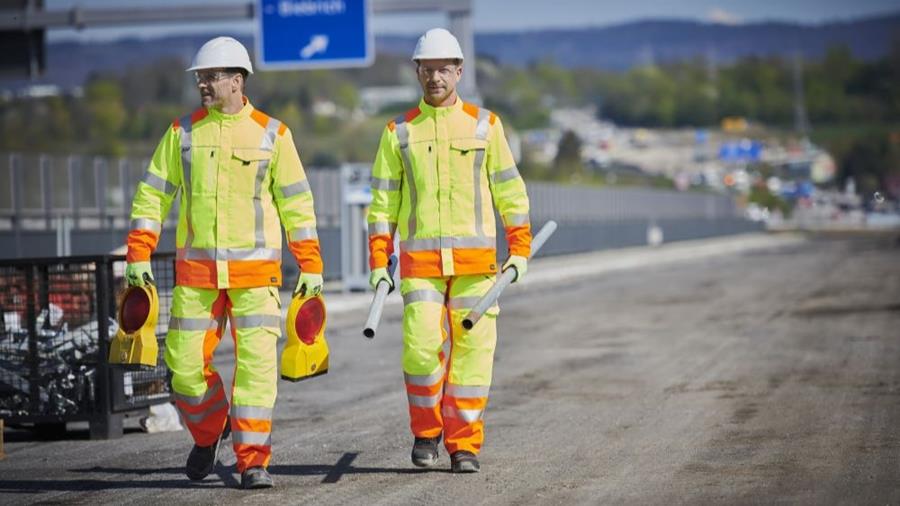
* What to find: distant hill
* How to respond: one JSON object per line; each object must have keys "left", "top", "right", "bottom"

{"left": 5, "top": 12, "right": 899, "bottom": 91}
{"left": 383, "top": 13, "right": 900, "bottom": 69}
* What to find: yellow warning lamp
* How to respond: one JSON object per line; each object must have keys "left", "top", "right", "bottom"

{"left": 281, "top": 294, "right": 329, "bottom": 382}
{"left": 108, "top": 284, "right": 159, "bottom": 369}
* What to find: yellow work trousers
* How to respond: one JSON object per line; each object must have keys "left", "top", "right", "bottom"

{"left": 400, "top": 274, "right": 498, "bottom": 455}
{"left": 165, "top": 285, "right": 281, "bottom": 472}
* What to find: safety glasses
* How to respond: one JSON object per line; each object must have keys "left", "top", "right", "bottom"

{"left": 194, "top": 71, "right": 235, "bottom": 85}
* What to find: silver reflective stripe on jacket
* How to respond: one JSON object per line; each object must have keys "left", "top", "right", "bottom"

{"left": 472, "top": 108, "right": 492, "bottom": 238}
{"left": 394, "top": 116, "right": 418, "bottom": 238}
{"left": 288, "top": 226, "right": 318, "bottom": 242}
{"left": 371, "top": 177, "right": 401, "bottom": 191}
{"left": 502, "top": 213, "right": 530, "bottom": 227}
{"left": 492, "top": 165, "right": 521, "bottom": 184}
{"left": 176, "top": 247, "right": 282, "bottom": 261}
{"left": 141, "top": 172, "right": 177, "bottom": 195}
{"left": 279, "top": 179, "right": 311, "bottom": 198}
{"left": 368, "top": 221, "right": 396, "bottom": 236}
{"left": 177, "top": 113, "right": 195, "bottom": 251}
{"left": 131, "top": 218, "right": 162, "bottom": 234}
{"left": 400, "top": 235, "right": 495, "bottom": 252}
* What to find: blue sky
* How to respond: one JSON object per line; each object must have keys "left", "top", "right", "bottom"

{"left": 46, "top": 0, "right": 900, "bottom": 41}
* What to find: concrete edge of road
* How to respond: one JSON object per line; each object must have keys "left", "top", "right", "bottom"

{"left": 290, "top": 232, "right": 808, "bottom": 318}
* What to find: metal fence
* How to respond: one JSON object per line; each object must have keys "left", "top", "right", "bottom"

{"left": 0, "top": 152, "right": 737, "bottom": 232}
{"left": 0, "top": 252, "right": 175, "bottom": 438}
{"left": 0, "top": 152, "right": 343, "bottom": 231}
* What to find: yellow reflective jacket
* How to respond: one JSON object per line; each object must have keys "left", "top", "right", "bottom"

{"left": 127, "top": 99, "right": 322, "bottom": 289}
{"left": 368, "top": 98, "right": 531, "bottom": 278}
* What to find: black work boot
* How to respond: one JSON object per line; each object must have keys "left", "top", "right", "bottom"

{"left": 411, "top": 435, "right": 441, "bottom": 468}
{"left": 185, "top": 417, "right": 231, "bottom": 481}
{"left": 241, "top": 466, "right": 274, "bottom": 489}
{"left": 450, "top": 450, "right": 480, "bottom": 473}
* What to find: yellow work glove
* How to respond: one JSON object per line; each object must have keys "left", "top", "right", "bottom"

{"left": 502, "top": 255, "right": 528, "bottom": 283}
{"left": 125, "top": 261, "right": 154, "bottom": 286}
{"left": 369, "top": 267, "right": 394, "bottom": 292}
{"left": 294, "top": 272, "right": 323, "bottom": 297}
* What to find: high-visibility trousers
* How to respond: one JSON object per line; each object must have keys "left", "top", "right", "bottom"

{"left": 165, "top": 285, "right": 281, "bottom": 473}
{"left": 401, "top": 274, "right": 498, "bottom": 455}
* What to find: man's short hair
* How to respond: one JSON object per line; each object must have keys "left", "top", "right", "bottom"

{"left": 226, "top": 67, "right": 249, "bottom": 81}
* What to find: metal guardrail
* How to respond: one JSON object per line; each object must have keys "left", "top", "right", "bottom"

{"left": 0, "top": 153, "right": 342, "bottom": 231}
{"left": 0, "top": 152, "right": 737, "bottom": 233}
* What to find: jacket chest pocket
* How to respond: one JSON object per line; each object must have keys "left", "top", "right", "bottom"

{"left": 230, "top": 148, "right": 273, "bottom": 197}
{"left": 450, "top": 138, "right": 488, "bottom": 185}
{"left": 406, "top": 140, "right": 436, "bottom": 186}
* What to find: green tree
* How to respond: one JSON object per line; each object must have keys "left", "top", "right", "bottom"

{"left": 84, "top": 78, "right": 127, "bottom": 155}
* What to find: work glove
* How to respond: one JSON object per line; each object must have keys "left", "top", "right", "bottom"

{"left": 125, "top": 261, "right": 154, "bottom": 287}
{"left": 294, "top": 272, "right": 324, "bottom": 297}
{"left": 369, "top": 267, "right": 394, "bottom": 292}
{"left": 502, "top": 255, "right": 528, "bottom": 283}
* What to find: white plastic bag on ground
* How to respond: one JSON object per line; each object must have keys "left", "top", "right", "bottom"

{"left": 140, "top": 402, "right": 184, "bottom": 433}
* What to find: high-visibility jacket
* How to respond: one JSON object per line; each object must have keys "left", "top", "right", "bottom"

{"left": 368, "top": 99, "right": 531, "bottom": 278}
{"left": 127, "top": 98, "right": 322, "bottom": 289}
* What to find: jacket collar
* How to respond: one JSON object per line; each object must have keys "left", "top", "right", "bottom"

{"left": 207, "top": 96, "right": 253, "bottom": 122}
{"left": 417, "top": 96, "right": 463, "bottom": 118}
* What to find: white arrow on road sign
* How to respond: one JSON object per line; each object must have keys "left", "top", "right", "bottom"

{"left": 300, "top": 35, "right": 330, "bottom": 59}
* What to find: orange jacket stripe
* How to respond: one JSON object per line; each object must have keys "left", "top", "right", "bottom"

{"left": 368, "top": 233, "right": 394, "bottom": 269}
{"left": 505, "top": 224, "right": 532, "bottom": 257}
{"left": 287, "top": 239, "right": 324, "bottom": 274}
{"left": 399, "top": 248, "right": 498, "bottom": 278}
{"left": 126, "top": 229, "right": 160, "bottom": 262}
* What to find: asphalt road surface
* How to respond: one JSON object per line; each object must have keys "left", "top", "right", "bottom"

{"left": 1, "top": 231, "right": 899, "bottom": 505}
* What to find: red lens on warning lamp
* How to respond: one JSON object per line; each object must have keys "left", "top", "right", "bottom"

{"left": 294, "top": 297, "right": 325, "bottom": 345}
{"left": 121, "top": 288, "right": 150, "bottom": 333}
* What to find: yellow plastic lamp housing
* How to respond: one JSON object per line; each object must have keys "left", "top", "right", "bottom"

{"left": 108, "top": 284, "right": 160, "bottom": 369}
{"left": 281, "top": 294, "right": 329, "bottom": 382}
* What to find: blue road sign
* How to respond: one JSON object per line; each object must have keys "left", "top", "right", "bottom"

{"left": 256, "top": 0, "right": 373, "bottom": 70}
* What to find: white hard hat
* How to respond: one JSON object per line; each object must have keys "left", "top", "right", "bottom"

{"left": 411, "top": 28, "right": 464, "bottom": 61}
{"left": 186, "top": 36, "right": 254, "bottom": 74}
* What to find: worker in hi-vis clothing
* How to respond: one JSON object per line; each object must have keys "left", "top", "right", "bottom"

{"left": 124, "top": 37, "right": 323, "bottom": 489}
{"left": 367, "top": 28, "right": 531, "bottom": 473}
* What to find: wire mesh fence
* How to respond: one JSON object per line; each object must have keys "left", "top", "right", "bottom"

{"left": 0, "top": 253, "right": 175, "bottom": 435}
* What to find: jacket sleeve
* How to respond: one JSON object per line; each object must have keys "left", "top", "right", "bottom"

{"left": 486, "top": 115, "right": 532, "bottom": 258}
{"left": 126, "top": 124, "right": 182, "bottom": 263}
{"left": 271, "top": 126, "right": 323, "bottom": 274}
{"left": 367, "top": 124, "right": 403, "bottom": 270}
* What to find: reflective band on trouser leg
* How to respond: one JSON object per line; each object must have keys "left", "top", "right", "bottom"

{"left": 227, "top": 286, "right": 281, "bottom": 472}
{"left": 166, "top": 286, "right": 230, "bottom": 447}
{"left": 231, "top": 404, "right": 273, "bottom": 472}
{"left": 443, "top": 274, "right": 498, "bottom": 455}
{"left": 401, "top": 277, "right": 449, "bottom": 439}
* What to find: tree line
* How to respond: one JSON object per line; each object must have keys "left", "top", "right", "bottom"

{"left": 1, "top": 45, "right": 897, "bottom": 197}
